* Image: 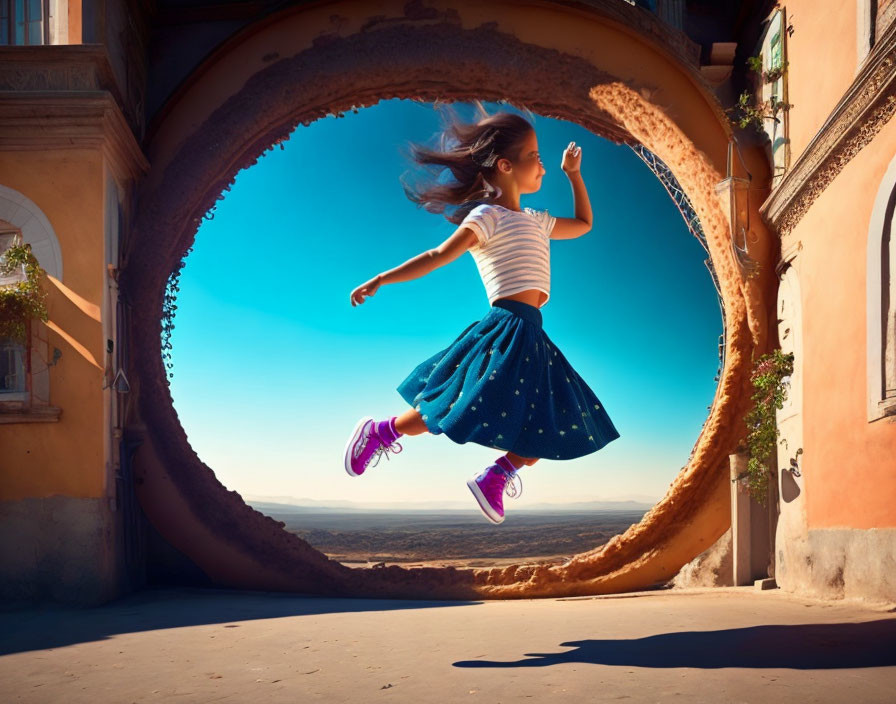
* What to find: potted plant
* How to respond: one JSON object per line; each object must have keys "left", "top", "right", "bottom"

{"left": 0, "top": 239, "right": 49, "bottom": 345}
{"left": 727, "top": 53, "right": 791, "bottom": 134}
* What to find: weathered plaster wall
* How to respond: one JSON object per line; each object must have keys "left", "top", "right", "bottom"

{"left": 0, "top": 148, "right": 124, "bottom": 605}
{"left": 795, "top": 112, "right": 896, "bottom": 531}
{"left": 0, "top": 149, "right": 106, "bottom": 500}
{"left": 0, "top": 496, "right": 123, "bottom": 605}
{"left": 772, "top": 76, "right": 896, "bottom": 607}
{"left": 784, "top": 0, "right": 860, "bottom": 161}
{"left": 68, "top": 0, "right": 83, "bottom": 44}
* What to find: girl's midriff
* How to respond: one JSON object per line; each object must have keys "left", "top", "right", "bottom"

{"left": 495, "top": 289, "right": 547, "bottom": 309}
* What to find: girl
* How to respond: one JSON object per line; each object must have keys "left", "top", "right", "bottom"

{"left": 343, "top": 107, "right": 620, "bottom": 524}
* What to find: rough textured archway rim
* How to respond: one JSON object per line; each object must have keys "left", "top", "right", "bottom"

{"left": 124, "top": 1, "right": 772, "bottom": 600}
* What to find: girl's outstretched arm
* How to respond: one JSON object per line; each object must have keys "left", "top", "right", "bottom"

{"left": 551, "top": 142, "right": 594, "bottom": 240}
{"left": 349, "top": 225, "right": 479, "bottom": 306}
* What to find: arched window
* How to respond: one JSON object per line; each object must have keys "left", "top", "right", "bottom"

{"left": 867, "top": 153, "right": 896, "bottom": 422}
{"left": 0, "top": 185, "right": 62, "bottom": 421}
{"left": 1, "top": 228, "right": 28, "bottom": 399}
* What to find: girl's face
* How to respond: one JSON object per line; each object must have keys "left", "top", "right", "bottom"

{"left": 507, "top": 129, "right": 546, "bottom": 194}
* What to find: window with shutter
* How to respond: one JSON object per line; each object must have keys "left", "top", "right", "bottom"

{"left": 760, "top": 8, "right": 789, "bottom": 183}
{"left": 0, "top": 230, "right": 29, "bottom": 402}
{"left": 0, "top": 0, "right": 50, "bottom": 46}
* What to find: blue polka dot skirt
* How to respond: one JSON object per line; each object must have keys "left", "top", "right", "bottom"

{"left": 396, "top": 299, "right": 621, "bottom": 459}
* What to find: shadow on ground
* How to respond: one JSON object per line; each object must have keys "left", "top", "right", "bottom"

{"left": 3, "top": 586, "right": 895, "bottom": 672}
{"left": 453, "top": 620, "right": 896, "bottom": 669}
{"left": 0, "top": 586, "right": 479, "bottom": 655}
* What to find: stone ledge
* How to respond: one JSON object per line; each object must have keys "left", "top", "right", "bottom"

{"left": 0, "top": 405, "right": 62, "bottom": 424}
{"left": 0, "top": 44, "right": 130, "bottom": 124}
{"left": 0, "top": 92, "right": 149, "bottom": 183}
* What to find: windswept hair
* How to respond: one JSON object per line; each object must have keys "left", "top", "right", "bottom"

{"left": 399, "top": 101, "right": 536, "bottom": 225}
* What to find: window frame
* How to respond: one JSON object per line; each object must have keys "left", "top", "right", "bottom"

{"left": 866, "top": 153, "right": 896, "bottom": 423}
{"left": 0, "top": 0, "right": 51, "bottom": 46}
{"left": 0, "top": 321, "right": 31, "bottom": 404}
{"left": 0, "top": 223, "right": 60, "bottom": 423}
{"left": 0, "top": 229, "right": 32, "bottom": 406}
{"left": 759, "top": 7, "right": 789, "bottom": 182}
{"left": 0, "top": 187, "right": 62, "bottom": 423}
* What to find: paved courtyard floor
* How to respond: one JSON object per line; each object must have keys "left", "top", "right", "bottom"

{"left": 1, "top": 585, "right": 894, "bottom": 703}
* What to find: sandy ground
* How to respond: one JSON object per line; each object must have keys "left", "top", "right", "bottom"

{"left": 1, "top": 585, "right": 895, "bottom": 703}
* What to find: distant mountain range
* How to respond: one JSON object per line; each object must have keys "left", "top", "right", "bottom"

{"left": 244, "top": 494, "right": 660, "bottom": 513}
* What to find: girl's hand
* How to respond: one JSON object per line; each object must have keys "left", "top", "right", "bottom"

{"left": 561, "top": 141, "right": 582, "bottom": 174}
{"left": 350, "top": 275, "right": 382, "bottom": 306}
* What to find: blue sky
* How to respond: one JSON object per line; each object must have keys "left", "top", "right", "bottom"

{"left": 167, "top": 98, "right": 722, "bottom": 508}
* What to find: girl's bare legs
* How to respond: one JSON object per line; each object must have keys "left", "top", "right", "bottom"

{"left": 506, "top": 452, "right": 539, "bottom": 467}
{"left": 394, "top": 408, "right": 429, "bottom": 435}
{"left": 394, "top": 409, "right": 540, "bottom": 467}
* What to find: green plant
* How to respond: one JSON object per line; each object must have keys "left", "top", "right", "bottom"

{"left": 726, "top": 53, "right": 791, "bottom": 133}
{"left": 727, "top": 91, "right": 791, "bottom": 133}
{"left": 746, "top": 55, "right": 763, "bottom": 74}
{"left": 0, "top": 241, "right": 49, "bottom": 344}
{"left": 763, "top": 61, "right": 788, "bottom": 84}
{"left": 746, "top": 53, "right": 789, "bottom": 84}
{"left": 734, "top": 348, "right": 795, "bottom": 506}
{"left": 161, "top": 245, "right": 193, "bottom": 384}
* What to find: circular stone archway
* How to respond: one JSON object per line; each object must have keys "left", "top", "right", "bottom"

{"left": 124, "top": 0, "right": 776, "bottom": 599}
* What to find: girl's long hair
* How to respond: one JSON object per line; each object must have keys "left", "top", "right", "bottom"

{"left": 399, "top": 102, "right": 536, "bottom": 225}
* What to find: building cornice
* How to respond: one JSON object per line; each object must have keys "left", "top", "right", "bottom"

{"left": 760, "top": 14, "right": 896, "bottom": 239}
{"left": 0, "top": 92, "right": 149, "bottom": 183}
{"left": 0, "top": 44, "right": 148, "bottom": 183}
{"left": 0, "top": 45, "right": 127, "bottom": 106}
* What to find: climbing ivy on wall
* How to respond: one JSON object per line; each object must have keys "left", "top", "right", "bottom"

{"left": 735, "top": 348, "right": 797, "bottom": 506}
{"left": 159, "top": 137, "right": 294, "bottom": 384}
{"left": 161, "top": 245, "right": 193, "bottom": 384}
{"left": 727, "top": 52, "right": 791, "bottom": 134}
{"left": 0, "top": 242, "right": 49, "bottom": 345}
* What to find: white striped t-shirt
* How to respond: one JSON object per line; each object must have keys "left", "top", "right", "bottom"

{"left": 461, "top": 203, "right": 557, "bottom": 307}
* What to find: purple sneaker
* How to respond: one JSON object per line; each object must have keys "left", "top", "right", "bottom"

{"left": 466, "top": 455, "right": 523, "bottom": 524}
{"left": 344, "top": 416, "right": 403, "bottom": 477}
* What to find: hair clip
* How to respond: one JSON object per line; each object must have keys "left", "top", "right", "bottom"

{"left": 481, "top": 177, "right": 503, "bottom": 200}
{"left": 470, "top": 145, "right": 500, "bottom": 169}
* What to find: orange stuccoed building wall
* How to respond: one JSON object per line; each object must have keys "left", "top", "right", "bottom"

{"left": 765, "top": 0, "right": 896, "bottom": 603}
{"left": 1, "top": 1, "right": 149, "bottom": 603}
{"left": 0, "top": 0, "right": 894, "bottom": 606}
